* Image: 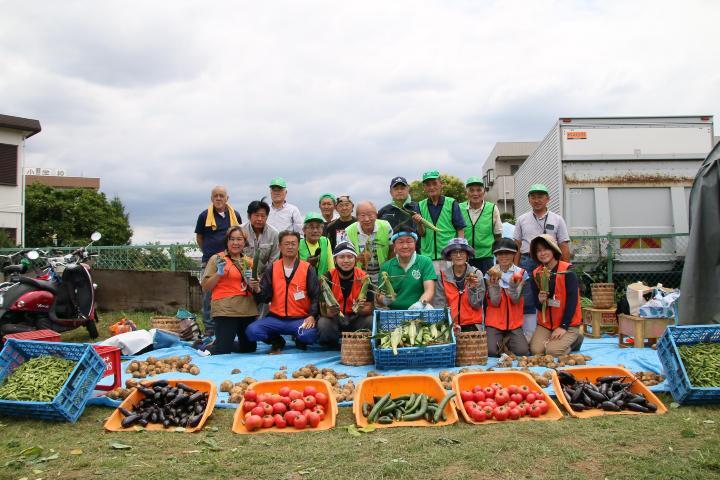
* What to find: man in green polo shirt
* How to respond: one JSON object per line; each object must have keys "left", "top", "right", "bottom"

{"left": 418, "top": 170, "right": 466, "bottom": 273}
{"left": 377, "top": 227, "right": 436, "bottom": 310}
{"left": 459, "top": 176, "right": 502, "bottom": 274}
{"left": 298, "top": 212, "right": 334, "bottom": 276}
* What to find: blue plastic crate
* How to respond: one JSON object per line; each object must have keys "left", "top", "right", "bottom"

{"left": 372, "top": 309, "right": 456, "bottom": 370}
{"left": 657, "top": 325, "right": 720, "bottom": 405}
{"left": 0, "top": 340, "right": 106, "bottom": 422}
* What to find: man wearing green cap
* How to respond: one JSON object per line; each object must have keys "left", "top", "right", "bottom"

{"left": 513, "top": 183, "right": 570, "bottom": 340}
{"left": 267, "top": 177, "right": 303, "bottom": 233}
{"left": 299, "top": 212, "right": 335, "bottom": 276}
{"left": 459, "top": 176, "right": 502, "bottom": 274}
{"left": 318, "top": 193, "right": 338, "bottom": 226}
{"left": 418, "top": 171, "right": 466, "bottom": 272}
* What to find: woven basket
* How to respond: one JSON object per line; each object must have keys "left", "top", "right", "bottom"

{"left": 150, "top": 316, "right": 181, "bottom": 334}
{"left": 455, "top": 330, "right": 488, "bottom": 366}
{"left": 340, "top": 331, "right": 373, "bottom": 366}
{"left": 591, "top": 283, "right": 615, "bottom": 309}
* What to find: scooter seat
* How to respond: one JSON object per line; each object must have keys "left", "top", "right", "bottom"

{"left": 18, "top": 276, "right": 57, "bottom": 295}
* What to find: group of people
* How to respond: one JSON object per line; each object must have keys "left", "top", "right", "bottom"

{"left": 194, "top": 172, "right": 582, "bottom": 357}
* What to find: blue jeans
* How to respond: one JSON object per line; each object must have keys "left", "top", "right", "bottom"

{"left": 520, "top": 254, "right": 539, "bottom": 314}
{"left": 246, "top": 315, "right": 319, "bottom": 345}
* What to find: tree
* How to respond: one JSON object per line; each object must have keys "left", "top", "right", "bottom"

{"left": 25, "top": 183, "right": 133, "bottom": 246}
{"left": 409, "top": 173, "right": 467, "bottom": 204}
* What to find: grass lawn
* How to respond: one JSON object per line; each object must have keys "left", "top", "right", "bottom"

{"left": 1, "top": 312, "right": 719, "bottom": 479}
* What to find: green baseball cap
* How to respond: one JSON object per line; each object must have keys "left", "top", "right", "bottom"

{"left": 303, "top": 212, "right": 325, "bottom": 224}
{"left": 465, "top": 176, "right": 484, "bottom": 187}
{"left": 318, "top": 193, "right": 336, "bottom": 203}
{"left": 269, "top": 177, "right": 287, "bottom": 188}
{"left": 422, "top": 170, "right": 440, "bottom": 182}
{"left": 528, "top": 183, "right": 549, "bottom": 195}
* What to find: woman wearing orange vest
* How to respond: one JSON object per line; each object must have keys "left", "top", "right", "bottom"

{"left": 528, "top": 234, "right": 583, "bottom": 356}
{"left": 484, "top": 238, "right": 529, "bottom": 357}
{"left": 432, "top": 238, "right": 484, "bottom": 331}
{"left": 201, "top": 227, "right": 258, "bottom": 354}
{"left": 247, "top": 230, "right": 321, "bottom": 354}
{"left": 317, "top": 242, "right": 374, "bottom": 348}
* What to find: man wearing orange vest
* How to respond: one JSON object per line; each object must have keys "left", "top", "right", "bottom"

{"left": 432, "top": 238, "right": 484, "bottom": 330}
{"left": 317, "top": 242, "right": 374, "bottom": 348}
{"left": 528, "top": 234, "right": 583, "bottom": 356}
{"left": 247, "top": 230, "right": 321, "bottom": 354}
{"left": 484, "top": 238, "right": 529, "bottom": 357}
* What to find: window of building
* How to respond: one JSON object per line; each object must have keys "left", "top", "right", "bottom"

{"left": 510, "top": 164, "right": 520, "bottom": 175}
{"left": 0, "top": 143, "right": 18, "bottom": 186}
{"left": 0, "top": 228, "right": 16, "bottom": 244}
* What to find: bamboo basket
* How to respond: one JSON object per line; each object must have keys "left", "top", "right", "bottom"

{"left": 340, "top": 331, "right": 373, "bottom": 366}
{"left": 455, "top": 330, "right": 488, "bottom": 366}
{"left": 150, "top": 316, "right": 182, "bottom": 334}
{"left": 591, "top": 283, "right": 615, "bottom": 309}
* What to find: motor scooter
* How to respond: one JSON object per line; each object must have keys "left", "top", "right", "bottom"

{"left": 0, "top": 232, "right": 102, "bottom": 339}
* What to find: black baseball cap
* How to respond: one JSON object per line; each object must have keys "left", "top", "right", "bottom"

{"left": 390, "top": 176, "right": 408, "bottom": 188}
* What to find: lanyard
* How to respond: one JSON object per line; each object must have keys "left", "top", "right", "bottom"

{"left": 534, "top": 212, "right": 549, "bottom": 234}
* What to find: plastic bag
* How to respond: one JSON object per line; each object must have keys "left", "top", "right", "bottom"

{"left": 639, "top": 287, "right": 680, "bottom": 318}
{"left": 108, "top": 318, "right": 137, "bottom": 336}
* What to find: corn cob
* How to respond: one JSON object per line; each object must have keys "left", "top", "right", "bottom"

{"left": 352, "top": 276, "right": 371, "bottom": 313}
{"left": 251, "top": 247, "right": 261, "bottom": 279}
{"left": 396, "top": 204, "right": 441, "bottom": 232}
{"left": 380, "top": 271, "right": 396, "bottom": 300}
{"left": 535, "top": 267, "right": 551, "bottom": 324}
{"left": 320, "top": 276, "right": 344, "bottom": 317}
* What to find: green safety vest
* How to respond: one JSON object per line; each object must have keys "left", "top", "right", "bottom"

{"left": 298, "top": 236, "right": 331, "bottom": 276}
{"left": 419, "top": 196, "right": 457, "bottom": 260}
{"left": 345, "top": 220, "right": 391, "bottom": 268}
{"left": 460, "top": 201, "right": 495, "bottom": 258}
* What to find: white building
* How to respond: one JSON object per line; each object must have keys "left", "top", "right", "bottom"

{"left": 0, "top": 114, "right": 42, "bottom": 246}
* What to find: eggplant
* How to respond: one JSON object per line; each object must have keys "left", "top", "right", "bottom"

{"left": 119, "top": 407, "right": 133, "bottom": 417}
{"left": 570, "top": 403, "right": 586, "bottom": 411}
{"left": 166, "top": 389, "right": 177, "bottom": 400}
{"left": 152, "top": 380, "right": 169, "bottom": 388}
{"left": 582, "top": 392, "right": 594, "bottom": 407}
{"left": 176, "top": 383, "right": 197, "bottom": 393}
{"left": 571, "top": 385, "right": 585, "bottom": 403}
{"left": 558, "top": 370, "right": 577, "bottom": 386}
{"left": 138, "top": 387, "right": 155, "bottom": 397}
{"left": 563, "top": 389, "right": 573, "bottom": 404}
{"left": 597, "top": 375, "right": 622, "bottom": 384}
{"left": 188, "top": 414, "right": 203, "bottom": 428}
{"left": 585, "top": 389, "right": 608, "bottom": 403}
{"left": 170, "top": 394, "right": 188, "bottom": 406}
{"left": 600, "top": 401, "right": 621, "bottom": 411}
{"left": 188, "top": 392, "right": 204, "bottom": 403}
{"left": 150, "top": 412, "right": 158, "bottom": 423}
{"left": 163, "top": 419, "right": 171, "bottom": 428}
{"left": 121, "top": 414, "right": 142, "bottom": 428}
{"left": 626, "top": 402, "right": 649, "bottom": 413}
{"left": 645, "top": 402, "right": 658, "bottom": 412}
{"left": 195, "top": 404, "right": 204, "bottom": 415}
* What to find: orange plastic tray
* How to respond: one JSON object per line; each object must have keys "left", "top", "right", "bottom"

{"left": 451, "top": 371, "right": 563, "bottom": 424}
{"left": 104, "top": 379, "right": 217, "bottom": 433}
{"left": 353, "top": 374, "right": 458, "bottom": 429}
{"left": 551, "top": 366, "right": 668, "bottom": 418}
{"left": 232, "top": 379, "right": 338, "bottom": 434}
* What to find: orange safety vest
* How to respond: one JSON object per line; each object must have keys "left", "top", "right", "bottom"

{"left": 269, "top": 259, "right": 312, "bottom": 318}
{"left": 330, "top": 268, "right": 367, "bottom": 315}
{"left": 211, "top": 253, "right": 252, "bottom": 301}
{"left": 440, "top": 271, "right": 482, "bottom": 326}
{"left": 484, "top": 288, "right": 524, "bottom": 331}
{"left": 533, "top": 261, "right": 582, "bottom": 330}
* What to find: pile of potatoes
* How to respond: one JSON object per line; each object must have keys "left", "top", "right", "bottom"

{"left": 514, "top": 353, "right": 591, "bottom": 369}
{"left": 633, "top": 371, "right": 665, "bottom": 386}
{"left": 220, "top": 377, "right": 259, "bottom": 404}
{"left": 125, "top": 355, "right": 200, "bottom": 379}
{"left": 291, "top": 364, "right": 354, "bottom": 402}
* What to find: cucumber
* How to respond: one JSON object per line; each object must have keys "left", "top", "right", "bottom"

{"left": 368, "top": 393, "right": 391, "bottom": 423}
{"left": 433, "top": 392, "right": 456, "bottom": 423}
{"left": 402, "top": 395, "right": 428, "bottom": 421}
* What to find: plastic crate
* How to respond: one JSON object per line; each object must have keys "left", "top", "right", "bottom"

{"left": 657, "top": 325, "right": 720, "bottom": 405}
{"left": 92, "top": 345, "right": 122, "bottom": 392}
{"left": 3, "top": 329, "right": 61, "bottom": 344}
{"left": 0, "top": 340, "right": 106, "bottom": 422}
{"left": 372, "top": 309, "right": 456, "bottom": 370}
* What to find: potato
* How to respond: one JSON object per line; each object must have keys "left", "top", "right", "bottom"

{"left": 231, "top": 368, "right": 241, "bottom": 375}
{"left": 189, "top": 366, "right": 200, "bottom": 375}
{"left": 220, "top": 380, "right": 234, "bottom": 392}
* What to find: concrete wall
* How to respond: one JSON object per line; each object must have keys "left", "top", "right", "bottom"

{"left": 93, "top": 269, "right": 203, "bottom": 314}
{"left": 0, "top": 128, "right": 24, "bottom": 245}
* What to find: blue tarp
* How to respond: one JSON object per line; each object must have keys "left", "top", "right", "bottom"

{"left": 88, "top": 335, "right": 668, "bottom": 409}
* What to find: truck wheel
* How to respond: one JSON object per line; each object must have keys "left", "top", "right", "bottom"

{"left": 86, "top": 314, "right": 99, "bottom": 339}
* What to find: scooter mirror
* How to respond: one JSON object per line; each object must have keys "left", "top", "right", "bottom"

{"left": 91, "top": 232, "right": 102, "bottom": 242}
{"left": 26, "top": 250, "right": 40, "bottom": 260}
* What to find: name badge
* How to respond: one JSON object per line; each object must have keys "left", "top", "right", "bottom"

{"left": 546, "top": 224, "right": 555, "bottom": 231}
{"left": 548, "top": 297, "right": 561, "bottom": 308}
{"left": 293, "top": 290, "right": 306, "bottom": 301}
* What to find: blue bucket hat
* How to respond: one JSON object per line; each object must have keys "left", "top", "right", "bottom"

{"left": 441, "top": 238, "right": 475, "bottom": 260}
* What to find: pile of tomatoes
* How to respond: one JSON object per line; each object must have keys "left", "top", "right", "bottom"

{"left": 242, "top": 385, "right": 328, "bottom": 431}
{"left": 459, "top": 382, "right": 550, "bottom": 422}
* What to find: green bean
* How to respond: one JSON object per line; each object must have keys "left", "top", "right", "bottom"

{"left": 0, "top": 356, "right": 76, "bottom": 402}
{"left": 679, "top": 343, "right": 720, "bottom": 387}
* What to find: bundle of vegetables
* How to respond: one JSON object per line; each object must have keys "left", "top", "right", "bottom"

{"left": 459, "top": 382, "right": 551, "bottom": 421}
{"left": 534, "top": 267, "right": 551, "bottom": 323}
{"left": 393, "top": 201, "right": 441, "bottom": 232}
{"left": 378, "top": 271, "right": 396, "bottom": 303}
{"left": 320, "top": 276, "right": 344, "bottom": 317}
{"left": 374, "top": 319, "right": 452, "bottom": 355}
{"left": 352, "top": 276, "right": 371, "bottom": 313}
{"left": 0, "top": 356, "right": 76, "bottom": 402}
{"left": 678, "top": 343, "right": 720, "bottom": 387}
{"left": 361, "top": 391, "right": 456, "bottom": 424}
{"left": 241, "top": 385, "right": 329, "bottom": 431}
{"left": 118, "top": 380, "right": 209, "bottom": 428}
{"left": 557, "top": 371, "right": 658, "bottom": 413}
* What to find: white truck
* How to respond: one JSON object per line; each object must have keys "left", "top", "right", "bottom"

{"left": 513, "top": 116, "right": 714, "bottom": 273}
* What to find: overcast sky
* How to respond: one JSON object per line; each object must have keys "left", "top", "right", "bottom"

{"left": 1, "top": 1, "right": 718, "bottom": 244}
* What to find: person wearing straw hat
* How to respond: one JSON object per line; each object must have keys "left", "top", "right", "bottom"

{"left": 528, "top": 234, "right": 583, "bottom": 356}
{"left": 318, "top": 193, "right": 339, "bottom": 226}
{"left": 432, "top": 238, "right": 484, "bottom": 331}
{"left": 299, "top": 212, "right": 335, "bottom": 276}
{"left": 316, "top": 242, "right": 374, "bottom": 348}
{"left": 267, "top": 177, "right": 303, "bottom": 233}
{"left": 484, "top": 238, "right": 529, "bottom": 357}
{"left": 459, "top": 176, "right": 502, "bottom": 275}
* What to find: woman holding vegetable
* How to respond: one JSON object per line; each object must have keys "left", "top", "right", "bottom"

{"left": 317, "top": 242, "right": 374, "bottom": 348}
{"left": 201, "top": 226, "right": 258, "bottom": 354}
{"left": 432, "top": 238, "right": 484, "bottom": 330}
{"left": 528, "top": 234, "right": 583, "bottom": 356}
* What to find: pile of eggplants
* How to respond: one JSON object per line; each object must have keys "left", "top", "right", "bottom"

{"left": 118, "top": 381, "right": 208, "bottom": 428}
{"left": 557, "top": 371, "right": 658, "bottom": 413}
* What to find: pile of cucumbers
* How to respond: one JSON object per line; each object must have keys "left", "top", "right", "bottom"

{"left": 361, "top": 391, "right": 456, "bottom": 425}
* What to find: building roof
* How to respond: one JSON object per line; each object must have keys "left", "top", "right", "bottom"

{"left": 26, "top": 175, "right": 100, "bottom": 191}
{"left": 0, "top": 114, "right": 42, "bottom": 138}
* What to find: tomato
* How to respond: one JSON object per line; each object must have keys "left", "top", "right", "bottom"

{"left": 528, "top": 404, "right": 542, "bottom": 418}
{"left": 472, "top": 385, "right": 484, "bottom": 393}
{"left": 293, "top": 414, "right": 307, "bottom": 429}
{"left": 274, "top": 413, "right": 287, "bottom": 428}
{"left": 525, "top": 393, "right": 537, "bottom": 404}
{"left": 470, "top": 408, "right": 487, "bottom": 422}
{"left": 508, "top": 407, "right": 521, "bottom": 420}
{"left": 245, "top": 414, "right": 262, "bottom": 432}
{"left": 491, "top": 382, "right": 503, "bottom": 391}
{"left": 251, "top": 406, "right": 265, "bottom": 417}
{"left": 510, "top": 393, "right": 524, "bottom": 404}
{"left": 257, "top": 393, "right": 271, "bottom": 404}
{"left": 460, "top": 390, "right": 475, "bottom": 403}
{"left": 532, "top": 390, "right": 545, "bottom": 400}
{"left": 269, "top": 394, "right": 283, "bottom": 405}
{"left": 533, "top": 400, "right": 549, "bottom": 415}
{"left": 493, "top": 406, "right": 509, "bottom": 421}
{"left": 482, "top": 386, "right": 495, "bottom": 399}
{"left": 314, "top": 404, "right": 325, "bottom": 412}
{"left": 518, "top": 385, "right": 531, "bottom": 397}
{"left": 243, "top": 390, "right": 257, "bottom": 402}
{"left": 243, "top": 401, "right": 257, "bottom": 413}
{"left": 284, "top": 411, "right": 299, "bottom": 426}
{"left": 281, "top": 396, "right": 292, "bottom": 405}
{"left": 483, "top": 407, "right": 494, "bottom": 418}
{"left": 517, "top": 402, "right": 529, "bottom": 416}
{"left": 273, "top": 402, "right": 287, "bottom": 415}
{"left": 302, "top": 408, "right": 312, "bottom": 418}
{"left": 314, "top": 392, "right": 328, "bottom": 405}
{"left": 463, "top": 401, "right": 479, "bottom": 412}
{"left": 507, "top": 401, "right": 518, "bottom": 410}
{"left": 260, "top": 402, "right": 273, "bottom": 416}
{"left": 473, "top": 390, "right": 486, "bottom": 403}
{"left": 494, "top": 390, "right": 510, "bottom": 406}
{"left": 290, "top": 399, "right": 306, "bottom": 412}
{"left": 261, "top": 414, "right": 275, "bottom": 429}
{"left": 289, "top": 390, "right": 303, "bottom": 400}
{"left": 307, "top": 412, "right": 321, "bottom": 428}
{"left": 303, "top": 395, "right": 317, "bottom": 409}
{"left": 303, "top": 386, "right": 318, "bottom": 397}
{"left": 278, "top": 386, "right": 291, "bottom": 397}
{"left": 312, "top": 406, "right": 325, "bottom": 420}
{"left": 508, "top": 385, "right": 520, "bottom": 395}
